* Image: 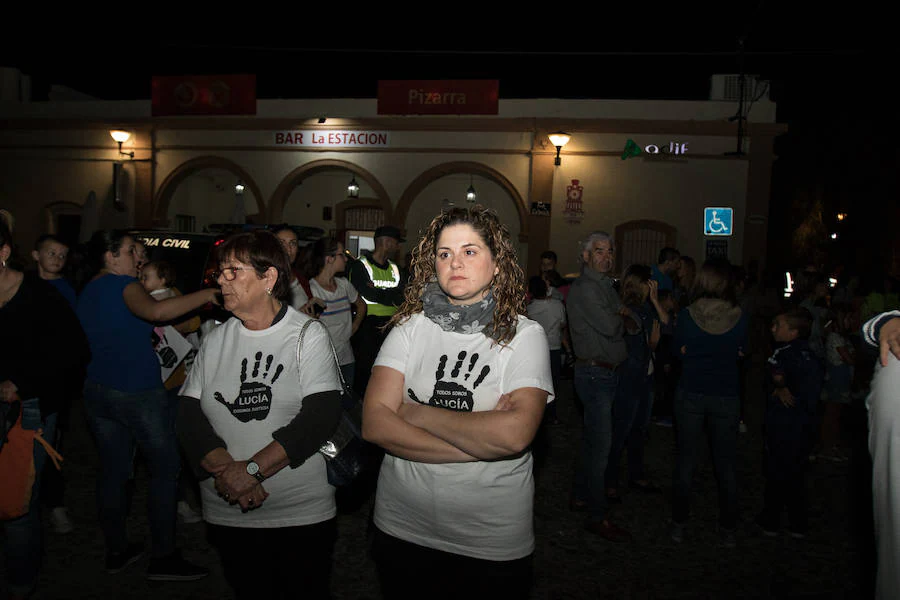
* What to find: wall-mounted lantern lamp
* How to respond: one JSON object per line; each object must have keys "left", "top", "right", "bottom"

{"left": 109, "top": 130, "right": 134, "bottom": 159}
{"left": 234, "top": 180, "right": 245, "bottom": 195}
{"left": 347, "top": 176, "right": 360, "bottom": 198}
{"left": 547, "top": 131, "right": 571, "bottom": 166}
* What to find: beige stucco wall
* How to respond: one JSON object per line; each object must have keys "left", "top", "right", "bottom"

{"left": 548, "top": 154, "right": 749, "bottom": 275}
{"left": 1, "top": 97, "right": 782, "bottom": 276}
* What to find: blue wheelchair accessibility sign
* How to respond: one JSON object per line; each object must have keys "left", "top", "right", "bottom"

{"left": 704, "top": 207, "right": 733, "bottom": 236}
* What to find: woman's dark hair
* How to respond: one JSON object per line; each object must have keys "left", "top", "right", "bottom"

{"left": 0, "top": 215, "right": 12, "bottom": 250}
{"left": 528, "top": 275, "right": 548, "bottom": 299}
{"left": 306, "top": 237, "right": 342, "bottom": 279}
{"left": 0, "top": 216, "right": 21, "bottom": 269}
{"left": 269, "top": 223, "right": 294, "bottom": 236}
{"left": 215, "top": 230, "right": 291, "bottom": 301}
{"left": 621, "top": 263, "right": 652, "bottom": 307}
{"left": 544, "top": 269, "right": 566, "bottom": 289}
{"left": 85, "top": 229, "right": 131, "bottom": 277}
{"left": 145, "top": 260, "right": 176, "bottom": 286}
{"left": 690, "top": 258, "right": 736, "bottom": 305}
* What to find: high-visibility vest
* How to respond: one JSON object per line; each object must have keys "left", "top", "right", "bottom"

{"left": 358, "top": 255, "right": 401, "bottom": 317}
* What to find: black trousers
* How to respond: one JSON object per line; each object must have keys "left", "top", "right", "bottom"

{"left": 372, "top": 527, "right": 533, "bottom": 600}
{"left": 351, "top": 315, "right": 392, "bottom": 397}
{"left": 760, "top": 416, "right": 812, "bottom": 532}
{"left": 207, "top": 519, "right": 336, "bottom": 600}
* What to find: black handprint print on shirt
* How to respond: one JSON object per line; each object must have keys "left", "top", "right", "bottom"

{"left": 214, "top": 351, "right": 285, "bottom": 423}
{"left": 407, "top": 351, "right": 490, "bottom": 412}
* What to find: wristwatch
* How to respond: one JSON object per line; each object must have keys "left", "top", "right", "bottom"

{"left": 246, "top": 460, "right": 266, "bottom": 483}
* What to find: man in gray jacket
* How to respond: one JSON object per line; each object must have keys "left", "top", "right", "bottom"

{"left": 567, "top": 231, "right": 632, "bottom": 542}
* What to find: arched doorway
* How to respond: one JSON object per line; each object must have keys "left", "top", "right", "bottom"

{"left": 269, "top": 160, "right": 391, "bottom": 230}
{"left": 615, "top": 219, "right": 677, "bottom": 273}
{"left": 40, "top": 201, "right": 83, "bottom": 247}
{"left": 395, "top": 161, "right": 528, "bottom": 243}
{"left": 153, "top": 157, "right": 264, "bottom": 230}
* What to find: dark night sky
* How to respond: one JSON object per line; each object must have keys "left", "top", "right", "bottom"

{"left": 1, "top": 11, "right": 892, "bottom": 279}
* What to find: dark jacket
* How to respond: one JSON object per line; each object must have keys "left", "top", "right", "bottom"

{"left": 1, "top": 274, "right": 90, "bottom": 420}
{"left": 673, "top": 298, "right": 748, "bottom": 396}
{"left": 766, "top": 338, "right": 824, "bottom": 418}
{"left": 566, "top": 269, "right": 627, "bottom": 364}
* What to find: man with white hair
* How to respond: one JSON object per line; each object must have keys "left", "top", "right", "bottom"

{"left": 566, "top": 231, "right": 632, "bottom": 542}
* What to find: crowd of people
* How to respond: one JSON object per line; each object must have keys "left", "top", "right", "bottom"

{"left": 2, "top": 206, "right": 900, "bottom": 598}
{"left": 526, "top": 239, "right": 897, "bottom": 563}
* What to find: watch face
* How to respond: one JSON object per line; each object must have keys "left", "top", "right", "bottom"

{"left": 247, "top": 461, "right": 259, "bottom": 475}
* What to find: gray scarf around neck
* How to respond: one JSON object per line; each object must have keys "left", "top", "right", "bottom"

{"left": 422, "top": 282, "right": 496, "bottom": 335}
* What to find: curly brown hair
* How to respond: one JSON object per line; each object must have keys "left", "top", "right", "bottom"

{"left": 389, "top": 205, "right": 525, "bottom": 345}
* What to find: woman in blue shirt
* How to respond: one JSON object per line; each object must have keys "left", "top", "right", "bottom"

{"left": 669, "top": 258, "right": 748, "bottom": 547}
{"left": 77, "top": 230, "right": 217, "bottom": 580}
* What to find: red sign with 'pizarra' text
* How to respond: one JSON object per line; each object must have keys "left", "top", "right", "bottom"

{"left": 152, "top": 75, "right": 256, "bottom": 116}
{"left": 377, "top": 80, "right": 499, "bottom": 115}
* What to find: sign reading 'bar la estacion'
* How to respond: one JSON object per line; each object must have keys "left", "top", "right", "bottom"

{"left": 274, "top": 131, "right": 390, "bottom": 147}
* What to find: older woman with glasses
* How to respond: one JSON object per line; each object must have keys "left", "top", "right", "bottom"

{"left": 177, "top": 229, "right": 343, "bottom": 599}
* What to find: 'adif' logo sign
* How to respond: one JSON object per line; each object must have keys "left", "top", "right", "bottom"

{"left": 622, "top": 139, "right": 689, "bottom": 160}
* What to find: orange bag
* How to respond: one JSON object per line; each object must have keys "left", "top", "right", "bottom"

{"left": 0, "top": 408, "right": 62, "bottom": 520}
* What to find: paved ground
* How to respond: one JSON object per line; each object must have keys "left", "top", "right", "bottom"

{"left": 2, "top": 353, "right": 875, "bottom": 599}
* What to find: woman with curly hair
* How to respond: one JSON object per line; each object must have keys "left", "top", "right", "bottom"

{"left": 362, "top": 205, "right": 553, "bottom": 599}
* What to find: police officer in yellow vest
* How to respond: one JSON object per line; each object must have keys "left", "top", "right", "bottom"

{"left": 348, "top": 225, "right": 407, "bottom": 396}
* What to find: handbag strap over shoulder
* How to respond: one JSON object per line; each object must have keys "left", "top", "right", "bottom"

{"left": 295, "top": 317, "right": 346, "bottom": 388}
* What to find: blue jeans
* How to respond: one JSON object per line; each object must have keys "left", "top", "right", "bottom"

{"left": 83, "top": 381, "right": 179, "bottom": 558}
{"left": 672, "top": 389, "right": 740, "bottom": 529}
{"left": 3, "top": 398, "right": 57, "bottom": 597}
{"left": 573, "top": 365, "right": 618, "bottom": 522}
{"left": 605, "top": 367, "right": 653, "bottom": 489}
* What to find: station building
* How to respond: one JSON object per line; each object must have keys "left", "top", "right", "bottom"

{"left": 0, "top": 71, "right": 784, "bottom": 278}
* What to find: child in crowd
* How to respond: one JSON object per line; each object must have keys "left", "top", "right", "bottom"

{"left": 139, "top": 260, "right": 203, "bottom": 524}
{"left": 816, "top": 302, "right": 857, "bottom": 462}
{"left": 30, "top": 234, "right": 78, "bottom": 534}
{"left": 31, "top": 234, "right": 76, "bottom": 308}
{"left": 757, "top": 307, "right": 824, "bottom": 538}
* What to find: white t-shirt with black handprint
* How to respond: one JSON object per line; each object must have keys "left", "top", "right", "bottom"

{"left": 373, "top": 313, "right": 554, "bottom": 561}
{"left": 181, "top": 307, "right": 341, "bottom": 528}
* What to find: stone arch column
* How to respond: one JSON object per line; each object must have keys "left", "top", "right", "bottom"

{"left": 153, "top": 157, "right": 264, "bottom": 227}
{"left": 268, "top": 159, "right": 391, "bottom": 223}
{"left": 394, "top": 161, "right": 529, "bottom": 242}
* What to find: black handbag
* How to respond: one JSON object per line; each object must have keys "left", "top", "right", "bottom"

{"left": 297, "top": 319, "right": 369, "bottom": 487}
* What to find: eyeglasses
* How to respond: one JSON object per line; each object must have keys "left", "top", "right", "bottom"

{"left": 213, "top": 266, "right": 255, "bottom": 281}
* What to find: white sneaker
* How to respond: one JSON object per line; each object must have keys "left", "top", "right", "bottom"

{"left": 177, "top": 501, "right": 202, "bottom": 524}
{"left": 50, "top": 507, "right": 74, "bottom": 534}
